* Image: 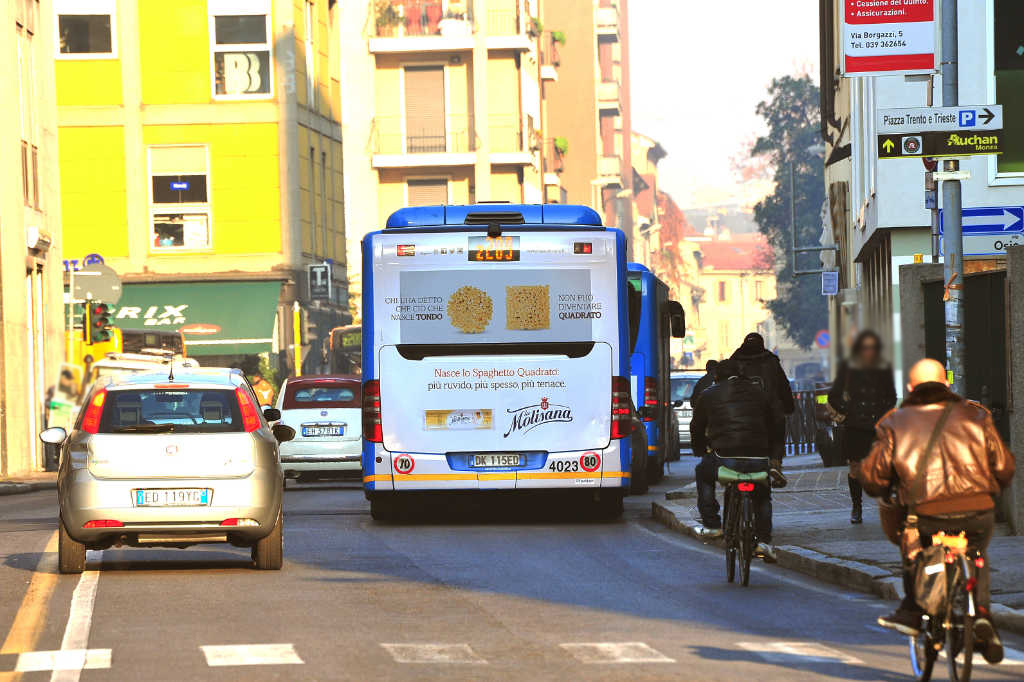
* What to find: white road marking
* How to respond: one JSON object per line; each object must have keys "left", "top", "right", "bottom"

{"left": 200, "top": 644, "right": 304, "bottom": 667}
{"left": 737, "top": 641, "right": 863, "bottom": 665}
{"left": 380, "top": 643, "right": 487, "bottom": 664}
{"left": 15, "top": 649, "right": 111, "bottom": 672}
{"left": 939, "top": 646, "right": 1024, "bottom": 666}
{"left": 51, "top": 551, "right": 103, "bottom": 682}
{"left": 560, "top": 642, "right": 675, "bottom": 664}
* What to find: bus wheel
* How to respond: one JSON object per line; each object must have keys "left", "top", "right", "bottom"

{"left": 595, "top": 492, "right": 624, "bottom": 519}
{"left": 630, "top": 432, "right": 649, "bottom": 495}
{"left": 647, "top": 447, "right": 665, "bottom": 484}
{"left": 370, "top": 494, "right": 398, "bottom": 522}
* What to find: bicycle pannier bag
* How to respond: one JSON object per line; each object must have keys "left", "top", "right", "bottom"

{"left": 913, "top": 544, "right": 948, "bottom": 616}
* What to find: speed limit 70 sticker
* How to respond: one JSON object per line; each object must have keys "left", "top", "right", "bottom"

{"left": 394, "top": 454, "right": 415, "bottom": 475}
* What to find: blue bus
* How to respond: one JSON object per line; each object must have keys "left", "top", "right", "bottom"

{"left": 627, "top": 263, "right": 685, "bottom": 482}
{"left": 360, "top": 204, "right": 647, "bottom": 519}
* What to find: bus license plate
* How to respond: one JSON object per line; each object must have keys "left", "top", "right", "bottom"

{"left": 302, "top": 425, "right": 343, "bottom": 437}
{"left": 470, "top": 454, "right": 523, "bottom": 468}
{"left": 134, "top": 489, "right": 210, "bottom": 507}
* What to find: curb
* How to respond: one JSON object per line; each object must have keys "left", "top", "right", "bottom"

{"left": 0, "top": 481, "right": 57, "bottom": 497}
{"left": 652, "top": 500, "right": 1024, "bottom": 636}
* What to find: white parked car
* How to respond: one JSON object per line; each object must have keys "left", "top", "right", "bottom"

{"left": 275, "top": 375, "right": 362, "bottom": 482}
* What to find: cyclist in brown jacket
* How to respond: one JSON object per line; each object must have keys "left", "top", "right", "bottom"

{"left": 858, "top": 358, "right": 1015, "bottom": 663}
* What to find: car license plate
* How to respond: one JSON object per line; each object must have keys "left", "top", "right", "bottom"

{"left": 469, "top": 454, "right": 523, "bottom": 468}
{"left": 302, "top": 425, "right": 343, "bottom": 437}
{"left": 134, "top": 488, "right": 210, "bottom": 507}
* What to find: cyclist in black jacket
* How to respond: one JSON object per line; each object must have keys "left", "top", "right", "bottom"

{"left": 691, "top": 359, "right": 786, "bottom": 561}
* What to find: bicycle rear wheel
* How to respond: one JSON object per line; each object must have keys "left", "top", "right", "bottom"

{"left": 946, "top": 564, "right": 974, "bottom": 682}
{"left": 739, "top": 495, "right": 753, "bottom": 587}
{"left": 724, "top": 487, "right": 737, "bottom": 583}
{"left": 908, "top": 631, "right": 936, "bottom": 681}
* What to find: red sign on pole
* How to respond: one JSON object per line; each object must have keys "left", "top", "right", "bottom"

{"left": 842, "top": 0, "right": 937, "bottom": 77}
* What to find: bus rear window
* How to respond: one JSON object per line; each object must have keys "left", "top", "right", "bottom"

{"left": 283, "top": 382, "right": 360, "bottom": 409}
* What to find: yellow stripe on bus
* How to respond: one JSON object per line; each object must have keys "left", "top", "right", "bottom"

{"left": 365, "top": 472, "right": 631, "bottom": 482}
{"left": 648, "top": 445, "right": 657, "bottom": 451}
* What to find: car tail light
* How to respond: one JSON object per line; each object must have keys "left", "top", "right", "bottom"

{"left": 974, "top": 556, "right": 985, "bottom": 568}
{"left": 737, "top": 482, "right": 756, "bottom": 492}
{"left": 235, "top": 387, "right": 260, "bottom": 432}
{"left": 643, "top": 376, "right": 658, "bottom": 420}
{"left": 81, "top": 389, "right": 107, "bottom": 434}
{"left": 611, "top": 376, "right": 632, "bottom": 439}
{"left": 220, "top": 518, "right": 260, "bottom": 527}
{"left": 83, "top": 519, "right": 123, "bottom": 528}
{"left": 363, "top": 380, "right": 382, "bottom": 443}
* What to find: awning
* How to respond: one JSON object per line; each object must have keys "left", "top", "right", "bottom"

{"left": 112, "top": 281, "right": 282, "bottom": 357}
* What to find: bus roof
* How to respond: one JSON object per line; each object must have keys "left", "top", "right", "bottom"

{"left": 627, "top": 262, "right": 652, "bottom": 274}
{"left": 385, "top": 203, "right": 603, "bottom": 228}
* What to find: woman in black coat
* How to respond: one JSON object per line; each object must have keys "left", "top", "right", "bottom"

{"left": 827, "top": 331, "right": 897, "bottom": 524}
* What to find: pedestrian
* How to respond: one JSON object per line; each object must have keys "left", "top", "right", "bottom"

{"left": 827, "top": 330, "right": 897, "bottom": 524}
{"left": 250, "top": 371, "right": 276, "bottom": 406}
{"left": 858, "top": 358, "right": 1014, "bottom": 663}
{"left": 689, "top": 359, "right": 718, "bottom": 409}
{"left": 690, "top": 359, "right": 786, "bottom": 560}
{"left": 730, "top": 332, "right": 793, "bottom": 471}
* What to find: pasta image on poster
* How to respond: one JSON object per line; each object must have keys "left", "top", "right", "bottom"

{"left": 447, "top": 285, "right": 493, "bottom": 333}
{"left": 506, "top": 285, "right": 550, "bottom": 330}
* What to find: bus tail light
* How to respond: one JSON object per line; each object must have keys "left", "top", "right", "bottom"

{"left": 643, "top": 376, "right": 658, "bottom": 420}
{"left": 235, "top": 387, "right": 261, "bottom": 432}
{"left": 81, "top": 389, "right": 107, "bottom": 434}
{"left": 611, "top": 376, "right": 632, "bottom": 439}
{"left": 363, "top": 380, "right": 383, "bottom": 443}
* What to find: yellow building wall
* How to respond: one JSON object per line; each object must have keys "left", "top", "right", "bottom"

{"left": 58, "top": 126, "right": 130, "bottom": 259}
{"left": 138, "top": 1, "right": 211, "bottom": 105}
{"left": 56, "top": 60, "right": 122, "bottom": 106}
{"left": 490, "top": 167, "right": 522, "bottom": 203}
{"left": 142, "top": 123, "right": 282, "bottom": 255}
{"left": 487, "top": 55, "right": 520, "bottom": 153}
{"left": 697, "top": 270, "right": 775, "bottom": 362}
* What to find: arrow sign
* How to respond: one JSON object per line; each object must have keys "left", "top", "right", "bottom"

{"left": 979, "top": 107, "right": 996, "bottom": 126}
{"left": 940, "top": 206, "right": 1024, "bottom": 256}
{"left": 882, "top": 138, "right": 895, "bottom": 153}
{"left": 960, "top": 207, "right": 1023, "bottom": 232}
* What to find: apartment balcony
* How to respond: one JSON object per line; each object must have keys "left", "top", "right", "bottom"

{"left": 597, "top": 79, "right": 620, "bottom": 112}
{"left": 370, "top": 0, "right": 475, "bottom": 53}
{"left": 484, "top": 7, "right": 532, "bottom": 50}
{"left": 540, "top": 32, "right": 561, "bottom": 81}
{"left": 542, "top": 139, "right": 565, "bottom": 176}
{"left": 595, "top": 5, "right": 619, "bottom": 38}
{"left": 371, "top": 114, "right": 476, "bottom": 168}
{"left": 596, "top": 155, "right": 622, "bottom": 183}
{"left": 488, "top": 115, "right": 534, "bottom": 165}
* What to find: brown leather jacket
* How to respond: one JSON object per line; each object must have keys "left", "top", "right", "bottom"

{"left": 858, "top": 382, "right": 1015, "bottom": 516}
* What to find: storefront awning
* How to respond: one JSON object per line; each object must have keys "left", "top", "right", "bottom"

{"left": 113, "top": 281, "right": 282, "bottom": 357}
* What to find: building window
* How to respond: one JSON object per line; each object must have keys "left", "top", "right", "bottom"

{"left": 404, "top": 66, "right": 446, "bottom": 153}
{"left": 755, "top": 280, "right": 763, "bottom": 299}
{"left": 209, "top": 0, "right": 272, "bottom": 99}
{"left": 407, "top": 179, "right": 448, "bottom": 206}
{"left": 994, "top": 0, "right": 1024, "bottom": 174}
{"left": 304, "top": 1, "right": 317, "bottom": 110}
{"left": 148, "top": 146, "right": 212, "bottom": 251}
{"left": 718, "top": 320, "right": 730, "bottom": 352}
{"left": 55, "top": 0, "right": 115, "bottom": 58}
{"left": 717, "top": 280, "right": 727, "bottom": 302}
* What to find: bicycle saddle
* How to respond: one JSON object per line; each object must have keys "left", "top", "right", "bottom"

{"left": 717, "top": 467, "right": 769, "bottom": 484}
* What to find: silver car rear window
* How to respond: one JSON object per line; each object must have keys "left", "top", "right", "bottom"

{"left": 98, "top": 388, "right": 244, "bottom": 434}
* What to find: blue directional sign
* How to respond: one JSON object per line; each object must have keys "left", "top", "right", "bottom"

{"left": 939, "top": 205, "right": 1024, "bottom": 256}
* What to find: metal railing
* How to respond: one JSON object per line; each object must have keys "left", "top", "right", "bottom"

{"left": 373, "top": 0, "right": 475, "bottom": 38}
{"left": 371, "top": 115, "right": 475, "bottom": 155}
{"left": 541, "top": 32, "right": 561, "bottom": 67}
{"left": 485, "top": 7, "right": 522, "bottom": 36}
{"left": 543, "top": 139, "right": 564, "bottom": 174}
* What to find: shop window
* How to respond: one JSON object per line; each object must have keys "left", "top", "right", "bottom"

{"left": 149, "top": 146, "right": 212, "bottom": 251}
{"left": 209, "top": 0, "right": 272, "bottom": 98}
{"left": 994, "top": 0, "right": 1024, "bottom": 174}
{"left": 55, "top": 0, "right": 115, "bottom": 57}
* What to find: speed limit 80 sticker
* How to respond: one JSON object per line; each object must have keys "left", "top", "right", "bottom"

{"left": 394, "top": 454, "right": 415, "bottom": 475}
{"left": 580, "top": 452, "right": 601, "bottom": 472}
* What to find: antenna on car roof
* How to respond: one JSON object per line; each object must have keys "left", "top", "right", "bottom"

{"left": 163, "top": 350, "right": 175, "bottom": 382}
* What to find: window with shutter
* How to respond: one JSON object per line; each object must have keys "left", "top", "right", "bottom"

{"left": 404, "top": 66, "right": 446, "bottom": 153}
{"left": 407, "top": 179, "right": 448, "bottom": 206}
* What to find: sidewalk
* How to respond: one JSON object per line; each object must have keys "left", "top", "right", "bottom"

{"left": 0, "top": 470, "right": 57, "bottom": 496}
{"left": 654, "top": 463, "right": 1024, "bottom": 635}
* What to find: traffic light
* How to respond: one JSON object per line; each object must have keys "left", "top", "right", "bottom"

{"left": 89, "top": 303, "right": 112, "bottom": 343}
{"left": 82, "top": 305, "right": 91, "bottom": 345}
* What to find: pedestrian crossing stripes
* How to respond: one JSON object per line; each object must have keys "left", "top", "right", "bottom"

{"left": 560, "top": 642, "right": 675, "bottom": 664}
{"left": 737, "top": 641, "right": 863, "bottom": 665}
{"left": 0, "top": 649, "right": 111, "bottom": 673}
{"left": 381, "top": 643, "right": 487, "bottom": 664}
{"left": 200, "top": 643, "right": 304, "bottom": 667}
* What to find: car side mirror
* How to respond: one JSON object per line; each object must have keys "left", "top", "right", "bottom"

{"left": 272, "top": 424, "right": 295, "bottom": 443}
{"left": 39, "top": 427, "right": 67, "bottom": 445}
{"left": 638, "top": 406, "right": 655, "bottom": 420}
{"left": 672, "top": 399, "right": 683, "bottom": 408}
{"left": 263, "top": 407, "right": 281, "bottom": 422}
{"left": 666, "top": 300, "right": 685, "bottom": 338}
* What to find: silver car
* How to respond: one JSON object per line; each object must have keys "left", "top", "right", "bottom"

{"left": 670, "top": 371, "right": 704, "bottom": 451}
{"left": 40, "top": 367, "right": 294, "bottom": 573}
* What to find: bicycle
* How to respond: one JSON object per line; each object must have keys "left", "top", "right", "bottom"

{"left": 719, "top": 466, "right": 769, "bottom": 587}
{"left": 908, "top": 531, "right": 984, "bottom": 682}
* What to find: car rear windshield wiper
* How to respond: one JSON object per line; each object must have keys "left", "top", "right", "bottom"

{"left": 110, "top": 424, "right": 178, "bottom": 433}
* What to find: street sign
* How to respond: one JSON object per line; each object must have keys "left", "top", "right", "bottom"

{"left": 877, "top": 105, "right": 1003, "bottom": 134}
{"left": 308, "top": 263, "right": 332, "bottom": 301}
{"left": 841, "top": 0, "right": 937, "bottom": 77}
{"left": 877, "top": 131, "right": 1003, "bottom": 159}
{"left": 939, "top": 205, "right": 1024, "bottom": 256}
{"left": 821, "top": 271, "right": 839, "bottom": 296}
{"left": 814, "top": 329, "right": 830, "bottom": 349}
{"left": 72, "top": 263, "right": 122, "bottom": 303}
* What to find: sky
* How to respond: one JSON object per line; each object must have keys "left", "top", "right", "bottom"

{"left": 628, "top": 0, "right": 821, "bottom": 210}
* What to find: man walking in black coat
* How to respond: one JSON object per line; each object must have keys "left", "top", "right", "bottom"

{"left": 690, "top": 359, "right": 786, "bottom": 561}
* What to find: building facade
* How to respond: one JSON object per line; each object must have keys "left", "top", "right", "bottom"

{"left": 1, "top": 0, "right": 64, "bottom": 476}
{"left": 340, "top": 0, "right": 558, "bottom": 315}
{"left": 56, "top": 0, "right": 349, "bottom": 375}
